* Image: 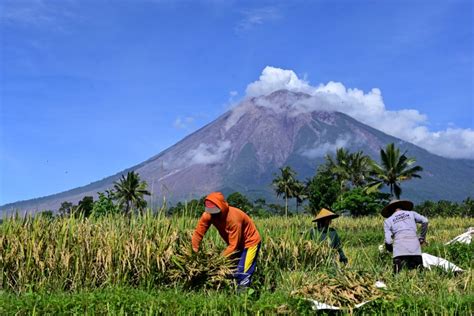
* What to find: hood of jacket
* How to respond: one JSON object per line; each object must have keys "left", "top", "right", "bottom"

{"left": 205, "top": 192, "right": 229, "bottom": 215}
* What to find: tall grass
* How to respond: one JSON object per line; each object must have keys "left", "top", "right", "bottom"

{"left": 0, "top": 212, "right": 336, "bottom": 292}
{"left": 1, "top": 211, "right": 472, "bottom": 314}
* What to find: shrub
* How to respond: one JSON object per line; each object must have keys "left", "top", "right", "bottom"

{"left": 227, "top": 192, "right": 253, "bottom": 212}
{"left": 306, "top": 168, "right": 341, "bottom": 215}
{"left": 415, "top": 198, "right": 473, "bottom": 217}
{"left": 92, "top": 192, "right": 119, "bottom": 217}
{"left": 331, "top": 188, "right": 389, "bottom": 217}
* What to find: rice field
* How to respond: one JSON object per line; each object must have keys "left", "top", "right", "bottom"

{"left": 1, "top": 212, "right": 473, "bottom": 315}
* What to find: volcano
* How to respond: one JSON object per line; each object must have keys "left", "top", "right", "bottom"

{"left": 2, "top": 90, "right": 473, "bottom": 214}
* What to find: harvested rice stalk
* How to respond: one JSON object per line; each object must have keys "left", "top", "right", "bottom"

{"left": 169, "top": 245, "right": 234, "bottom": 290}
{"left": 291, "top": 271, "right": 390, "bottom": 309}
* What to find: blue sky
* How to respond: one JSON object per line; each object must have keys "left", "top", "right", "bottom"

{"left": 1, "top": 0, "right": 472, "bottom": 205}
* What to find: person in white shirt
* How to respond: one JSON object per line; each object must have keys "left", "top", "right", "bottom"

{"left": 382, "top": 200, "right": 429, "bottom": 274}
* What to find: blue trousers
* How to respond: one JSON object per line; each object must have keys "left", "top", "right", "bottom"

{"left": 234, "top": 243, "right": 261, "bottom": 287}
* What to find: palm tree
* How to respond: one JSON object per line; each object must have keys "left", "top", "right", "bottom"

{"left": 326, "top": 148, "right": 373, "bottom": 190}
{"left": 325, "top": 148, "right": 351, "bottom": 192}
{"left": 113, "top": 171, "right": 151, "bottom": 215}
{"left": 272, "top": 166, "right": 298, "bottom": 217}
{"left": 347, "top": 151, "right": 373, "bottom": 187}
{"left": 368, "top": 143, "right": 423, "bottom": 199}
{"left": 292, "top": 180, "right": 307, "bottom": 213}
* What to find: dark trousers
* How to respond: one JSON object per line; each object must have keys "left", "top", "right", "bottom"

{"left": 234, "top": 243, "right": 261, "bottom": 287}
{"left": 393, "top": 255, "right": 423, "bottom": 274}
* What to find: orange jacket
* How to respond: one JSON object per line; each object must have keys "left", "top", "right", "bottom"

{"left": 192, "top": 192, "right": 261, "bottom": 256}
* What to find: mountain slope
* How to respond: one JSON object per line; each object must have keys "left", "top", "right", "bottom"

{"left": 2, "top": 90, "right": 473, "bottom": 215}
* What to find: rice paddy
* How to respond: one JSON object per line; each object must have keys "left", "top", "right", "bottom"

{"left": 0, "top": 211, "right": 473, "bottom": 314}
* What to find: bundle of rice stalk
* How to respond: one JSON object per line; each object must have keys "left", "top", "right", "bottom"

{"left": 291, "top": 271, "right": 390, "bottom": 310}
{"left": 169, "top": 245, "right": 234, "bottom": 290}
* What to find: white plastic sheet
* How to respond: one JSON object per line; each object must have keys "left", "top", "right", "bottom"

{"left": 307, "top": 299, "right": 371, "bottom": 311}
{"left": 445, "top": 227, "right": 473, "bottom": 245}
{"left": 378, "top": 244, "right": 385, "bottom": 253}
{"left": 306, "top": 281, "right": 386, "bottom": 310}
{"left": 421, "top": 253, "right": 464, "bottom": 272}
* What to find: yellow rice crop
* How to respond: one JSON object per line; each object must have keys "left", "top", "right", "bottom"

{"left": 1, "top": 211, "right": 472, "bottom": 296}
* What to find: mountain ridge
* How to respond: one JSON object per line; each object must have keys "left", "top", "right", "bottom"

{"left": 2, "top": 90, "right": 473, "bottom": 215}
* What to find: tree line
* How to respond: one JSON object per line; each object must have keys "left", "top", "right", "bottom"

{"left": 272, "top": 143, "right": 423, "bottom": 216}
{"left": 48, "top": 143, "right": 472, "bottom": 219}
{"left": 56, "top": 172, "right": 151, "bottom": 218}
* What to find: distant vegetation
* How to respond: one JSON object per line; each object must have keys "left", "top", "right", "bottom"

{"left": 35, "top": 143, "right": 471, "bottom": 219}
{"left": 271, "top": 143, "right": 425, "bottom": 217}
{"left": 55, "top": 171, "right": 150, "bottom": 218}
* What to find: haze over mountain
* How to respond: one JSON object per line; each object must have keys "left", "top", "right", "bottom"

{"left": 2, "top": 89, "right": 473, "bottom": 215}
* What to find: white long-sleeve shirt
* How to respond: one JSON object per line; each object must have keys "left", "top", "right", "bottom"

{"left": 384, "top": 210, "right": 428, "bottom": 257}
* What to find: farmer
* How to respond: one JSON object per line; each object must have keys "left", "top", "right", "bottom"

{"left": 192, "top": 192, "right": 261, "bottom": 288}
{"left": 382, "top": 200, "right": 429, "bottom": 274}
{"left": 309, "top": 208, "right": 348, "bottom": 264}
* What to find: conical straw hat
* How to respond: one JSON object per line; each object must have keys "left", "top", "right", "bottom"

{"left": 312, "top": 208, "right": 339, "bottom": 222}
{"left": 381, "top": 199, "right": 413, "bottom": 218}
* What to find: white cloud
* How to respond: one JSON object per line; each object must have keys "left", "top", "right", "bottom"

{"left": 239, "top": 66, "right": 474, "bottom": 159}
{"left": 224, "top": 101, "right": 250, "bottom": 131}
{"left": 235, "top": 7, "right": 280, "bottom": 33}
{"left": 186, "top": 140, "right": 231, "bottom": 165}
{"left": 223, "top": 90, "right": 240, "bottom": 110}
{"left": 1, "top": 0, "right": 77, "bottom": 30}
{"left": 300, "top": 135, "right": 352, "bottom": 159}
{"left": 173, "top": 116, "right": 195, "bottom": 129}
{"left": 162, "top": 140, "right": 232, "bottom": 170}
{"left": 246, "top": 66, "right": 313, "bottom": 97}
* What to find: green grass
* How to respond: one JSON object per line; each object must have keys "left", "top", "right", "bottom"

{"left": 1, "top": 214, "right": 473, "bottom": 314}
{"left": 1, "top": 282, "right": 472, "bottom": 315}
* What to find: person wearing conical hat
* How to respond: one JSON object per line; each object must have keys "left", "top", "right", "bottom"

{"left": 382, "top": 199, "right": 429, "bottom": 274}
{"left": 309, "top": 208, "right": 348, "bottom": 264}
{"left": 192, "top": 192, "right": 261, "bottom": 288}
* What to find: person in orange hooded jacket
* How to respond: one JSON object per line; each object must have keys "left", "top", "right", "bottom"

{"left": 192, "top": 192, "right": 261, "bottom": 288}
